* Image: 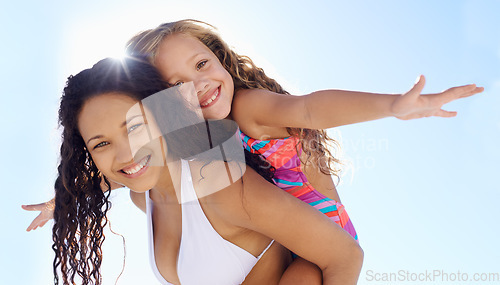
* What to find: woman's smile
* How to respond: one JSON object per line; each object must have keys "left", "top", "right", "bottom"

{"left": 78, "top": 93, "right": 164, "bottom": 193}
{"left": 120, "top": 154, "right": 151, "bottom": 177}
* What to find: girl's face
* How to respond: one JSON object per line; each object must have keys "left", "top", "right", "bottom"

{"left": 154, "top": 33, "right": 234, "bottom": 120}
{"left": 78, "top": 93, "right": 166, "bottom": 193}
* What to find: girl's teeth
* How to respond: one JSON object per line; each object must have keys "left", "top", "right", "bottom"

{"left": 201, "top": 89, "right": 219, "bottom": 106}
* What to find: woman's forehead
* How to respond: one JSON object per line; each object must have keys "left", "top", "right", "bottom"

{"left": 78, "top": 93, "right": 138, "bottom": 136}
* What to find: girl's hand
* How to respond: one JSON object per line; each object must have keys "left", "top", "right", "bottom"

{"left": 22, "top": 199, "right": 54, "bottom": 232}
{"left": 391, "top": 75, "right": 484, "bottom": 120}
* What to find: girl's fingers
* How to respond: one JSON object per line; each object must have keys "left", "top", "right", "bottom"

{"left": 448, "top": 84, "right": 482, "bottom": 98}
{"left": 408, "top": 75, "right": 426, "bottom": 97}
{"left": 459, "top": 86, "right": 484, "bottom": 98}
{"left": 439, "top": 85, "right": 483, "bottom": 106}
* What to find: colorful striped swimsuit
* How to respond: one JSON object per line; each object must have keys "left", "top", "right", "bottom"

{"left": 240, "top": 130, "right": 358, "bottom": 242}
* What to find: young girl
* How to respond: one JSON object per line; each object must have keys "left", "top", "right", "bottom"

{"left": 48, "top": 56, "right": 362, "bottom": 285}
{"left": 24, "top": 19, "right": 482, "bottom": 284}
{"left": 123, "top": 19, "right": 483, "bottom": 283}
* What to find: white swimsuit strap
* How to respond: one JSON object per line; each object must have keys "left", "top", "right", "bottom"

{"left": 257, "top": 240, "right": 275, "bottom": 260}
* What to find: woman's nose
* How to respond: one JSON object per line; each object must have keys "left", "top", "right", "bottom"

{"left": 115, "top": 139, "right": 134, "bottom": 164}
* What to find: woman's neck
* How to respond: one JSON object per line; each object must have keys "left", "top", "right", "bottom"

{"left": 149, "top": 160, "right": 182, "bottom": 204}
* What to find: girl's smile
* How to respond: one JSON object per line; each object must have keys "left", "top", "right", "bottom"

{"left": 199, "top": 85, "right": 221, "bottom": 108}
{"left": 154, "top": 33, "right": 234, "bottom": 120}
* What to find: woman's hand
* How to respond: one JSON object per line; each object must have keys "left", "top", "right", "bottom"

{"left": 392, "top": 75, "right": 484, "bottom": 120}
{"left": 22, "top": 199, "right": 55, "bottom": 232}
{"left": 22, "top": 177, "right": 124, "bottom": 232}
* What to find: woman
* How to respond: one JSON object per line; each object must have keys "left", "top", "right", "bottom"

{"left": 49, "top": 56, "right": 362, "bottom": 285}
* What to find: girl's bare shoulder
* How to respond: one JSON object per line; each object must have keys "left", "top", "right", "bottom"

{"left": 232, "top": 89, "right": 290, "bottom": 139}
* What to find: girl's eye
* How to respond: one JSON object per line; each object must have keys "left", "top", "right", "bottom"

{"left": 93, "top": 141, "right": 109, "bottom": 150}
{"left": 128, "top": 123, "right": 143, "bottom": 133}
{"left": 196, "top": 60, "right": 208, "bottom": 71}
{"left": 174, "top": 81, "right": 184, "bottom": 87}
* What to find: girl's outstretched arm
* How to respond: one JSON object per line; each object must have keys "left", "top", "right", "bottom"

{"left": 233, "top": 75, "right": 483, "bottom": 134}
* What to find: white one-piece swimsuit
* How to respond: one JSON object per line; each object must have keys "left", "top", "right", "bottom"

{"left": 146, "top": 159, "right": 274, "bottom": 285}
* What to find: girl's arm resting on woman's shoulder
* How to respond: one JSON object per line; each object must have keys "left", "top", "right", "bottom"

{"left": 233, "top": 76, "right": 483, "bottom": 132}
{"left": 214, "top": 168, "right": 363, "bottom": 285}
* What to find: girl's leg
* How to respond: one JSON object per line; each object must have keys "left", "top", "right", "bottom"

{"left": 278, "top": 257, "right": 322, "bottom": 285}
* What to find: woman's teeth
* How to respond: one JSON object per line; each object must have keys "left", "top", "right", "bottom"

{"left": 201, "top": 88, "right": 219, "bottom": 107}
{"left": 123, "top": 156, "right": 150, "bottom": 175}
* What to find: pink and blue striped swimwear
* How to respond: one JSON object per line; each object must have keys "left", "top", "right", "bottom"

{"left": 240, "top": 130, "right": 358, "bottom": 242}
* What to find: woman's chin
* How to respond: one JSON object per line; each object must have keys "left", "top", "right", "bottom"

{"left": 129, "top": 186, "right": 152, "bottom": 193}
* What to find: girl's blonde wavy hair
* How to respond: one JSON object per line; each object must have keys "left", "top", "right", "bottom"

{"left": 125, "top": 19, "right": 342, "bottom": 179}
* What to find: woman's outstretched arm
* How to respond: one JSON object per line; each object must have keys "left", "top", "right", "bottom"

{"left": 22, "top": 177, "right": 124, "bottom": 231}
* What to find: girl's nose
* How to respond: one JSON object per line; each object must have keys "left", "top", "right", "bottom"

{"left": 195, "top": 79, "right": 209, "bottom": 97}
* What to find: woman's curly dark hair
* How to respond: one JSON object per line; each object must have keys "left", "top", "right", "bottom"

{"left": 52, "top": 56, "right": 274, "bottom": 284}
{"left": 53, "top": 57, "right": 174, "bottom": 284}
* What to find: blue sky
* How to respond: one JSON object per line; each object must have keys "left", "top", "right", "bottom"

{"left": 2, "top": 0, "right": 499, "bottom": 284}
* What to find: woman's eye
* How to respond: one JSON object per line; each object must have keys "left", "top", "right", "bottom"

{"left": 174, "top": 81, "right": 184, "bottom": 87}
{"left": 128, "top": 123, "right": 143, "bottom": 133}
{"left": 196, "top": 60, "right": 208, "bottom": 70}
{"left": 93, "top": 141, "right": 109, "bottom": 150}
